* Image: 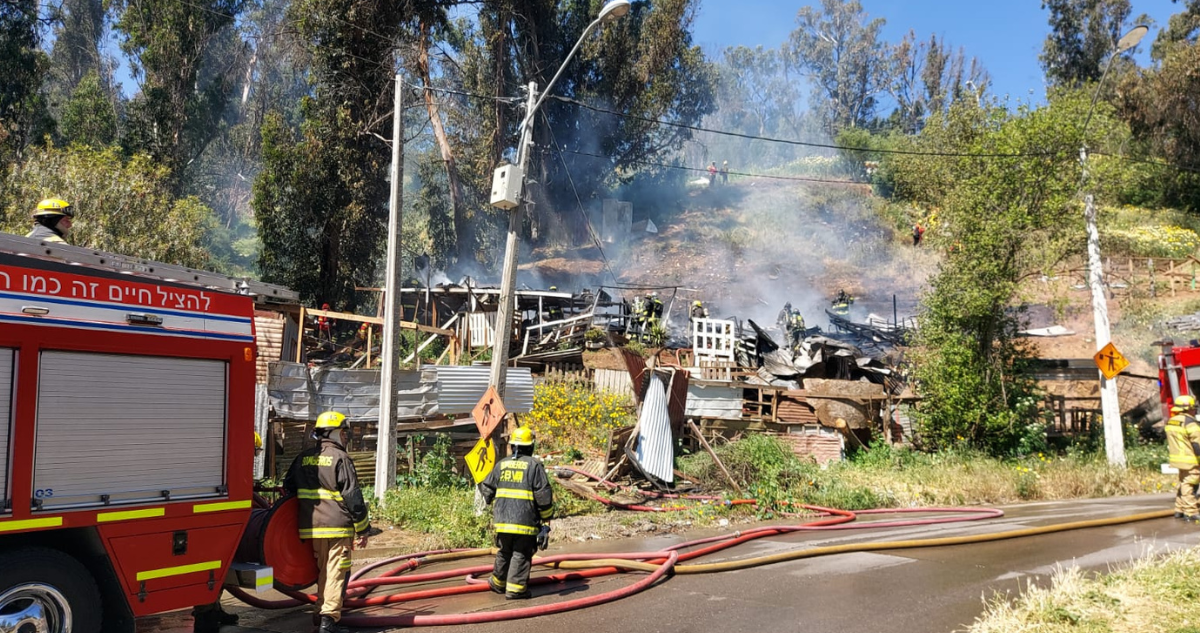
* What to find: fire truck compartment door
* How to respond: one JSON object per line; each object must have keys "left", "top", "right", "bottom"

{"left": 33, "top": 351, "right": 228, "bottom": 509}
{"left": 0, "top": 349, "right": 12, "bottom": 511}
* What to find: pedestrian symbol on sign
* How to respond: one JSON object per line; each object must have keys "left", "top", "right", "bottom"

{"left": 464, "top": 437, "right": 496, "bottom": 484}
{"left": 1093, "top": 342, "right": 1129, "bottom": 381}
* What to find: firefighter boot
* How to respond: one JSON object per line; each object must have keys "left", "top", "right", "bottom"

{"left": 317, "top": 615, "right": 350, "bottom": 633}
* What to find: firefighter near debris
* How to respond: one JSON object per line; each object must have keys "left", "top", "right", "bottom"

{"left": 284, "top": 411, "right": 371, "bottom": 633}
{"left": 27, "top": 198, "right": 75, "bottom": 244}
{"left": 831, "top": 289, "right": 855, "bottom": 316}
{"left": 478, "top": 426, "right": 554, "bottom": 600}
{"left": 1166, "top": 395, "right": 1200, "bottom": 522}
{"left": 690, "top": 300, "right": 709, "bottom": 321}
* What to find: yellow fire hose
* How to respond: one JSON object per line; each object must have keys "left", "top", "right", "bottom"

{"left": 544, "top": 509, "right": 1175, "bottom": 575}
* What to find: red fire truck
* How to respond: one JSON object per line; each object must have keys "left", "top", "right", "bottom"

{"left": 1158, "top": 339, "right": 1200, "bottom": 420}
{"left": 0, "top": 233, "right": 295, "bottom": 632}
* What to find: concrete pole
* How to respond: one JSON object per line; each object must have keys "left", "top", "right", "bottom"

{"left": 488, "top": 81, "right": 538, "bottom": 397}
{"left": 376, "top": 73, "right": 404, "bottom": 500}
{"left": 1084, "top": 192, "right": 1125, "bottom": 466}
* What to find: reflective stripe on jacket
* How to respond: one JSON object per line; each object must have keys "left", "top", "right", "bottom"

{"left": 479, "top": 454, "right": 553, "bottom": 535}
{"left": 283, "top": 438, "right": 370, "bottom": 538}
{"left": 1166, "top": 413, "right": 1200, "bottom": 469}
{"left": 26, "top": 225, "right": 64, "bottom": 243}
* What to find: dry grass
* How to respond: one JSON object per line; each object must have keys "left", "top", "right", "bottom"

{"left": 966, "top": 545, "right": 1200, "bottom": 633}
{"left": 833, "top": 449, "right": 1173, "bottom": 507}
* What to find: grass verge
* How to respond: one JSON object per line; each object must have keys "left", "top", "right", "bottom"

{"left": 967, "top": 545, "right": 1200, "bottom": 633}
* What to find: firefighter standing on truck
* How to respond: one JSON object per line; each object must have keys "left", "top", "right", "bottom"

{"left": 1166, "top": 395, "right": 1200, "bottom": 522}
{"left": 26, "top": 198, "right": 75, "bottom": 244}
{"left": 284, "top": 411, "right": 370, "bottom": 633}
{"left": 479, "top": 426, "right": 554, "bottom": 600}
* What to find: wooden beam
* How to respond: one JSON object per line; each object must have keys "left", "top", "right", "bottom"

{"left": 305, "top": 307, "right": 455, "bottom": 337}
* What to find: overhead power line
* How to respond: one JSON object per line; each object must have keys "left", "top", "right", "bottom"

{"left": 548, "top": 96, "right": 1063, "bottom": 159}
{"left": 551, "top": 147, "right": 869, "bottom": 186}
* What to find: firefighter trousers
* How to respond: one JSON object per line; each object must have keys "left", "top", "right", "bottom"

{"left": 492, "top": 533, "right": 537, "bottom": 596}
{"left": 1177, "top": 467, "right": 1200, "bottom": 517}
{"left": 311, "top": 537, "right": 353, "bottom": 620}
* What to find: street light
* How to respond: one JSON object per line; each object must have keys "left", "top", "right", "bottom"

{"left": 1081, "top": 24, "right": 1147, "bottom": 467}
{"left": 488, "top": 0, "right": 631, "bottom": 396}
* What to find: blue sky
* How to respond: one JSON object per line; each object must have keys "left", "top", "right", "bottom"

{"left": 691, "top": 0, "right": 1184, "bottom": 104}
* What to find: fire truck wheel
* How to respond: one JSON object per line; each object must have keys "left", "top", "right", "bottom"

{"left": 0, "top": 547, "right": 102, "bottom": 633}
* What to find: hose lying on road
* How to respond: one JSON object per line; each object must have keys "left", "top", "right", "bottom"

{"left": 229, "top": 499, "right": 1173, "bottom": 627}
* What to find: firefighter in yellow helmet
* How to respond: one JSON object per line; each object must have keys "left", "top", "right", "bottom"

{"left": 283, "top": 411, "right": 370, "bottom": 633}
{"left": 27, "top": 198, "right": 75, "bottom": 244}
{"left": 1166, "top": 394, "right": 1200, "bottom": 522}
{"left": 478, "top": 426, "right": 554, "bottom": 599}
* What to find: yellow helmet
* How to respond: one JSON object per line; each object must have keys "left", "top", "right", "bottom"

{"left": 315, "top": 411, "right": 348, "bottom": 429}
{"left": 1174, "top": 395, "right": 1197, "bottom": 412}
{"left": 693, "top": 301, "right": 702, "bottom": 306}
{"left": 510, "top": 426, "right": 534, "bottom": 446}
{"left": 33, "top": 198, "right": 74, "bottom": 219}
{"left": 254, "top": 431, "right": 263, "bottom": 450}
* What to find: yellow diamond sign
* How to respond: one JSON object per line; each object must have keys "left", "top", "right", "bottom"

{"left": 1093, "top": 342, "right": 1129, "bottom": 381}
{"left": 464, "top": 436, "right": 496, "bottom": 484}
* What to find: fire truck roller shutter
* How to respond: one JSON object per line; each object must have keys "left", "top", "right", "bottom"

{"left": 0, "top": 349, "right": 11, "bottom": 511}
{"left": 33, "top": 352, "right": 228, "bottom": 509}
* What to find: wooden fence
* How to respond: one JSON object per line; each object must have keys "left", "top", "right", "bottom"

{"left": 1055, "top": 255, "right": 1200, "bottom": 297}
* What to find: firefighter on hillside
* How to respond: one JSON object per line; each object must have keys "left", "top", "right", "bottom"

{"left": 27, "top": 198, "right": 74, "bottom": 244}
{"left": 284, "top": 411, "right": 370, "bottom": 633}
{"left": 479, "top": 426, "right": 554, "bottom": 599}
{"left": 641, "top": 292, "right": 664, "bottom": 341}
{"left": 1166, "top": 395, "right": 1200, "bottom": 522}
{"left": 831, "top": 289, "right": 854, "bottom": 316}
{"left": 690, "top": 300, "right": 708, "bottom": 321}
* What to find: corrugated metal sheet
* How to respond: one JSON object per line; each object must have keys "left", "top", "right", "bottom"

{"left": 594, "top": 368, "right": 634, "bottom": 398}
{"left": 431, "top": 366, "right": 533, "bottom": 415}
{"left": 267, "top": 362, "right": 529, "bottom": 421}
{"left": 634, "top": 375, "right": 674, "bottom": 483}
{"left": 685, "top": 382, "right": 743, "bottom": 420}
{"left": 267, "top": 362, "right": 435, "bottom": 421}
{"left": 254, "top": 310, "right": 286, "bottom": 384}
{"left": 777, "top": 391, "right": 819, "bottom": 424}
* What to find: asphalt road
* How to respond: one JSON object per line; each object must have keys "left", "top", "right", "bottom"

{"left": 144, "top": 494, "right": 1198, "bottom": 633}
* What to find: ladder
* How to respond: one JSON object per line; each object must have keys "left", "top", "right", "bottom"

{"left": 0, "top": 232, "right": 298, "bottom": 303}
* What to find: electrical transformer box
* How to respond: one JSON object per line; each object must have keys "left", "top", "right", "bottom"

{"left": 490, "top": 164, "right": 524, "bottom": 210}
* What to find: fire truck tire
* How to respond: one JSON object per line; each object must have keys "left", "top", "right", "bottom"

{"left": 0, "top": 547, "right": 102, "bottom": 633}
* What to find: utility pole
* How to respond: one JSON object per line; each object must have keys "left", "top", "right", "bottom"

{"left": 488, "top": 81, "right": 538, "bottom": 397}
{"left": 376, "top": 73, "right": 404, "bottom": 500}
{"left": 1085, "top": 190, "right": 1125, "bottom": 466}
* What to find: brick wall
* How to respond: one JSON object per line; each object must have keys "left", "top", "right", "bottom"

{"left": 774, "top": 426, "right": 844, "bottom": 465}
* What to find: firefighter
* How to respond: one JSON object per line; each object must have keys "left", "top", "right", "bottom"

{"left": 788, "top": 311, "right": 806, "bottom": 348}
{"left": 777, "top": 302, "right": 794, "bottom": 330}
{"left": 478, "top": 426, "right": 554, "bottom": 600}
{"left": 707, "top": 161, "right": 718, "bottom": 186}
{"left": 27, "top": 198, "right": 75, "bottom": 244}
{"left": 192, "top": 432, "right": 267, "bottom": 631}
{"left": 831, "top": 289, "right": 854, "bottom": 316}
{"left": 690, "top": 300, "right": 708, "bottom": 321}
{"left": 1166, "top": 395, "right": 1200, "bottom": 522}
{"left": 284, "top": 411, "right": 370, "bottom": 633}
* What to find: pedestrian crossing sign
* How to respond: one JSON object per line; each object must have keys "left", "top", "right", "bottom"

{"left": 1093, "top": 342, "right": 1129, "bottom": 381}
{"left": 465, "top": 436, "right": 496, "bottom": 484}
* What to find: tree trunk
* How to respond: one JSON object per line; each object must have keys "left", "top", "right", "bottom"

{"left": 417, "top": 20, "right": 471, "bottom": 263}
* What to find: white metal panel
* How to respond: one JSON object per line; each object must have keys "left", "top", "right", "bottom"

{"left": 0, "top": 349, "right": 12, "bottom": 508}
{"left": 685, "top": 383, "right": 743, "bottom": 420}
{"left": 634, "top": 375, "right": 674, "bottom": 484}
{"left": 692, "top": 318, "right": 736, "bottom": 362}
{"left": 34, "top": 351, "right": 228, "bottom": 509}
